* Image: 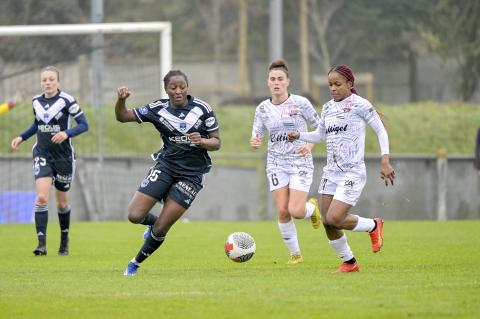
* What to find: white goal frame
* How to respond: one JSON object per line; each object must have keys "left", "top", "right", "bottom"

{"left": 0, "top": 21, "right": 172, "bottom": 98}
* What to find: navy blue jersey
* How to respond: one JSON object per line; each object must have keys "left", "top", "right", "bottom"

{"left": 132, "top": 95, "right": 219, "bottom": 176}
{"left": 31, "top": 90, "right": 84, "bottom": 161}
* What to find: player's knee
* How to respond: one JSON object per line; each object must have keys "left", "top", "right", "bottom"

{"left": 276, "top": 207, "right": 289, "bottom": 221}
{"left": 288, "top": 206, "right": 305, "bottom": 219}
{"left": 36, "top": 194, "right": 49, "bottom": 206}
{"left": 324, "top": 214, "right": 343, "bottom": 229}
{"left": 127, "top": 207, "right": 144, "bottom": 224}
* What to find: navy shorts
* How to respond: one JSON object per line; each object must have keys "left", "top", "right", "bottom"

{"left": 137, "top": 163, "right": 204, "bottom": 209}
{"left": 33, "top": 156, "right": 75, "bottom": 192}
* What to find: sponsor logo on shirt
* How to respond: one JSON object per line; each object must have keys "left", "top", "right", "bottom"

{"left": 205, "top": 117, "right": 215, "bottom": 128}
{"left": 270, "top": 132, "right": 288, "bottom": 142}
{"left": 68, "top": 103, "right": 80, "bottom": 114}
{"left": 38, "top": 124, "right": 61, "bottom": 133}
{"left": 326, "top": 124, "right": 348, "bottom": 134}
{"left": 168, "top": 135, "right": 191, "bottom": 144}
{"left": 194, "top": 119, "right": 202, "bottom": 129}
{"left": 159, "top": 116, "right": 175, "bottom": 131}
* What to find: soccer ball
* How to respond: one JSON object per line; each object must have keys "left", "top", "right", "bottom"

{"left": 224, "top": 232, "right": 256, "bottom": 263}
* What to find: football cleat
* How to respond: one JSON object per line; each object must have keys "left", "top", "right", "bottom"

{"left": 33, "top": 245, "right": 47, "bottom": 256}
{"left": 58, "top": 245, "right": 69, "bottom": 256}
{"left": 287, "top": 255, "right": 304, "bottom": 264}
{"left": 336, "top": 261, "right": 360, "bottom": 273}
{"left": 123, "top": 261, "right": 140, "bottom": 276}
{"left": 143, "top": 226, "right": 152, "bottom": 240}
{"left": 308, "top": 198, "right": 321, "bottom": 229}
{"left": 369, "top": 218, "right": 384, "bottom": 253}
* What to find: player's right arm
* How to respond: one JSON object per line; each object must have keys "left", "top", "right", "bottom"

{"left": 115, "top": 87, "right": 136, "bottom": 123}
{"left": 11, "top": 120, "right": 38, "bottom": 150}
{"left": 250, "top": 105, "right": 264, "bottom": 149}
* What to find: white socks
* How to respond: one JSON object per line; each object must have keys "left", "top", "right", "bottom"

{"left": 278, "top": 220, "right": 301, "bottom": 256}
{"left": 352, "top": 215, "right": 375, "bottom": 232}
{"left": 304, "top": 202, "right": 315, "bottom": 219}
{"left": 329, "top": 234, "right": 354, "bottom": 262}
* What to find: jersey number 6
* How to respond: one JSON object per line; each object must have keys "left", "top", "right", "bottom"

{"left": 270, "top": 173, "right": 279, "bottom": 186}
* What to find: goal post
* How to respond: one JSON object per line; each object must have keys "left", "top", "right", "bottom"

{"left": 0, "top": 21, "right": 172, "bottom": 98}
{"left": 0, "top": 22, "right": 172, "bottom": 221}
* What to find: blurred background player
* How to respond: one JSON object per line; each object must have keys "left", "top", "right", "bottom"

{"left": 10, "top": 66, "right": 89, "bottom": 256}
{"left": 0, "top": 101, "right": 15, "bottom": 116}
{"left": 288, "top": 64, "right": 395, "bottom": 272}
{"left": 250, "top": 59, "right": 321, "bottom": 264}
{"left": 115, "top": 70, "right": 221, "bottom": 276}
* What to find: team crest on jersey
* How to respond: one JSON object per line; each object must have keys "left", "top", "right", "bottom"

{"left": 194, "top": 119, "right": 202, "bottom": 129}
{"left": 68, "top": 103, "right": 80, "bottom": 114}
{"left": 139, "top": 106, "right": 149, "bottom": 115}
{"left": 180, "top": 122, "right": 187, "bottom": 131}
{"left": 140, "top": 177, "right": 150, "bottom": 188}
{"left": 205, "top": 117, "right": 215, "bottom": 127}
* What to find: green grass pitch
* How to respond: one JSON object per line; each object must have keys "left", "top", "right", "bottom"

{"left": 0, "top": 220, "right": 479, "bottom": 319}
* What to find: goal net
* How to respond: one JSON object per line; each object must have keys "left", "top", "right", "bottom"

{"left": 0, "top": 22, "right": 171, "bottom": 222}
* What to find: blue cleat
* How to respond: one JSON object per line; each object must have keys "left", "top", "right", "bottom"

{"left": 123, "top": 261, "right": 140, "bottom": 276}
{"left": 143, "top": 225, "right": 152, "bottom": 240}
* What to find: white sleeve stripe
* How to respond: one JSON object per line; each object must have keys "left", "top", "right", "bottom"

{"left": 72, "top": 111, "right": 84, "bottom": 118}
{"left": 193, "top": 98, "right": 213, "bottom": 112}
{"left": 59, "top": 91, "right": 76, "bottom": 103}
{"left": 132, "top": 108, "right": 143, "bottom": 123}
{"left": 206, "top": 126, "right": 219, "bottom": 132}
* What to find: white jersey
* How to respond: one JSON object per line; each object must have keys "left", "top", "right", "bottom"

{"left": 252, "top": 94, "right": 320, "bottom": 166}
{"left": 300, "top": 94, "right": 389, "bottom": 174}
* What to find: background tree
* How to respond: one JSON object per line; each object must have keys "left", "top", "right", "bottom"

{"left": 420, "top": 0, "right": 480, "bottom": 101}
{"left": 0, "top": 0, "right": 89, "bottom": 67}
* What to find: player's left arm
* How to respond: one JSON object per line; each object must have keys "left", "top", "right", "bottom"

{"left": 187, "top": 129, "right": 221, "bottom": 151}
{"left": 52, "top": 103, "right": 89, "bottom": 144}
{"left": 366, "top": 105, "right": 395, "bottom": 186}
{"left": 64, "top": 114, "right": 89, "bottom": 138}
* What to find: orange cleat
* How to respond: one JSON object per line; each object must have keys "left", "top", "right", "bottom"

{"left": 336, "top": 261, "right": 360, "bottom": 273}
{"left": 369, "top": 218, "right": 384, "bottom": 253}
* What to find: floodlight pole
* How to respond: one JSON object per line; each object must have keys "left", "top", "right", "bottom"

{"left": 269, "top": 0, "right": 283, "bottom": 61}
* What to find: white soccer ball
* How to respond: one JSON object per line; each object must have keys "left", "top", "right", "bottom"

{"left": 224, "top": 232, "right": 256, "bottom": 263}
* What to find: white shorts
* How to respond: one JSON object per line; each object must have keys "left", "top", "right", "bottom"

{"left": 266, "top": 164, "right": 313, "bottom": 192}
{"left": 318, "top": 170, "right": 366, "bottom": 206}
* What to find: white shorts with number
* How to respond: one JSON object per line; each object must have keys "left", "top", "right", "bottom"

{"left": 318, "top": 169, "right": 366, "bottom": 206}
{"left": 266, "top": 159, "right": 314, "bottom": 192}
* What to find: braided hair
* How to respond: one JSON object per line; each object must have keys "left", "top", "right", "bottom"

{"left": 328, "top": 65, "right": 358, "bottom": 95}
